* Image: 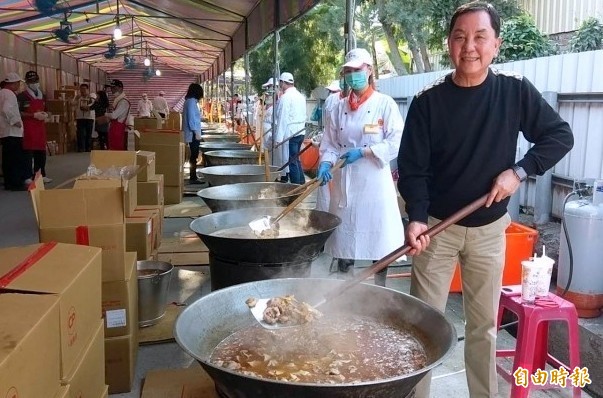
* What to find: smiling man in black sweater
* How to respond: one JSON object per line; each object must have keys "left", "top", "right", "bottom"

{"left": 397, "top": 2, "right": 573, "bottom": 397}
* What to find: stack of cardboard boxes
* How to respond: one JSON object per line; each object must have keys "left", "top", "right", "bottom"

{"left": 28, "top": 149, "right": 155, "bottom": 394}
{"left": 135, "top": 150, "right": 164, "bottom": 260}
{"left": 0, "top": 242, "right": 108, "bottom": 398}
{"left": 137, "top": 130, "right": 185, "bottom": 204}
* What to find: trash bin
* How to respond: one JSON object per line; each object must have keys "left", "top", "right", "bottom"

{"left": 137, "top": 260, "right": 173, "bottom": 327}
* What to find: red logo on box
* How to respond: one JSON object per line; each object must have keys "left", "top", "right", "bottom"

{"left": 5, "top": 387, "right": 18, "bottom": 398}
{"left": 67, "top": 306, "right": 76, "bottom": 335}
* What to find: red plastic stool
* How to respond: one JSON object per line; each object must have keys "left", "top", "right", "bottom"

{"left": 496, "top": 285, "right": 582, "bottom": 398}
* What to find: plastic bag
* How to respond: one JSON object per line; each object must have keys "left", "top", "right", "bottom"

{"left": 310, "top": 104, "right": 322, "bottom": 122}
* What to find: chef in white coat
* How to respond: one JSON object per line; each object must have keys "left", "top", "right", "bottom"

{"left": 317, "top": 48, "right": 404, "bottom": 286}
{"left": 316, "top": 79, "right": 344, "bottom": 212}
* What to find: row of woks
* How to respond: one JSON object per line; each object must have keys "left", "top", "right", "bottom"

{"left": 178, "top": 125, "right": 456, "bottom": 397}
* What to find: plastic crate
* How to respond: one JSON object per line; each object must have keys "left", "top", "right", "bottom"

{"left": 449, "top": 222, "right": 538, "bottom": 292}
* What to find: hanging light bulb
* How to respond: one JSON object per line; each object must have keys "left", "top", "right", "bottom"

{"left": 113, "top": 26, "right": 122, "bottom": 40}
{"left": 155, "top": 69, "right": 162, "bottom": 76}
{"left": 144, "top": 57, "right": 151, "bottom": 67}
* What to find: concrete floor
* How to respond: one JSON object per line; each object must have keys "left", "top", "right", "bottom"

{"left": 0, "top": 152, "right": 598, "bottom": 398}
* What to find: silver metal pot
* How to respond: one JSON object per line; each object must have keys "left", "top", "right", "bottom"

{"left": 200, "top": 165, "right": 281, "bottom": 186}
{"left": 203, "top": 150, "right": 261, "bottom": 166}
{"left": 137, "top": 260, "right": 173, "bottom": 327}
{"left": 174, "top": 278, "right": 457, "bottom": 398}
{"left": 197, "top": 182, "right": 301, "bottom": 212}
{"left": 201, "top": 134, "right": 240, "bottom": 143}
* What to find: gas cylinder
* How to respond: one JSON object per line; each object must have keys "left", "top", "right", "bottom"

{"left": 557, "top": 180, "right": 603, "bottom": 317}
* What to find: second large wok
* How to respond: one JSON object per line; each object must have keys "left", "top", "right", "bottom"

{"left": 200, "top": 165, "right": 281, "bottom": 186}
{"left": 190, "top": 207, "right": 341, "bottom": 263}
{"left": 197, "top": 182, "right": 302, "bottom": 212}
{"left": 175, "top": 278, "right": 457, "bottom": 398}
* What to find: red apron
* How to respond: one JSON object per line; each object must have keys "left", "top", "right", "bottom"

{"left": 108, "top": 98, "right": 130, "bottom": 150}
{"left": 22, "top": 92, "right": 47, "bottom": 151}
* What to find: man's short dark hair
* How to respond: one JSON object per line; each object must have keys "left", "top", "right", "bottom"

{"left": 80, "top": 83, "right": 89, "bottom": 89}
{"left": 448, "top": 1, "right": 501, "bottom": 38}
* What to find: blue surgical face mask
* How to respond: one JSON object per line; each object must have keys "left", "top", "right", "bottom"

{"left": 339, "top": 78, "right": 345, "bottom": 90}
{"left": 344, "top": 70, "right": 368, "bottom": 91}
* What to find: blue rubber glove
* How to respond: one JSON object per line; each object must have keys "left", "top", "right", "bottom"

{"left": 317, "top": 161, "right": 333, "bottom": 186}
{"left": 340, "top": 148, "right": 363, "bottom": 166}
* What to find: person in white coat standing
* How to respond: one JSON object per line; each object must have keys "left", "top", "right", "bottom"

{"left": 315, "top": 79, "right": 344, "bottom": 212}
{"left": 317, "top": 48, "right": 404, "bottom": 286}
{"left": 275, "top": 72, "right": 307, "bottom": 184}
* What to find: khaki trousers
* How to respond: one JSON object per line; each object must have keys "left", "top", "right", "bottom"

{"left": 411, "top": 213, "right": 511, "bottom": 398}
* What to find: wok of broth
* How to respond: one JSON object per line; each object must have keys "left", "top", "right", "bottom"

{"left": 209, "top": 315, "right": 427, "bottom": 384}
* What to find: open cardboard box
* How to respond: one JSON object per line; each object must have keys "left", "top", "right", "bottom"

{"left": 30, "top": 175, "right": 127, "bottom": 282}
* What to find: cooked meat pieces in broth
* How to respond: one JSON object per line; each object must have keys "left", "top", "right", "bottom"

{"left": 261, "top": 295, "right": 322, "bottom": 325}
{"left": 210, "top": 316, "right": 427, "bottom": 384}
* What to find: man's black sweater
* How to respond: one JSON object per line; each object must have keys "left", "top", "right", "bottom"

{"left": 397, "top": 68, "right": 574, "bottom": 227}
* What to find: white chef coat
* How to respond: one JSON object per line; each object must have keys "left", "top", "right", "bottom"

{"left": 153, "top": 95, "right": 169, "bottom": 116}
{"left": 320, "top": 90, "right": 405, "bottom": 260}
{"left": 137, "top": 99, "right": 153, "bottom": 117}
{"left": 316, "top": 92, "right": 342, "bottom": 212}
{"left": 0, "top": 88, "right": 23, "bottom": 138}
{"left": 274, "top": 87, "right": 306, "bottom": 177}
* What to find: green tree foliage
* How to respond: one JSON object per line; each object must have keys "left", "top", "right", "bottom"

{"left": 248, "top": 0, "right": 345, "bottom": 95}
{"left": 570, "top": 17, "right": 603, "bottom": 52}
{"left": 496, "top": 13, "right": 557, "bottom": 62}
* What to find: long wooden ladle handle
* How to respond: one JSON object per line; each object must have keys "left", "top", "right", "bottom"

{"left": 318, "top": 193, "right": 490, "bottom": 306}
{"left": 274, "top": 159, "right": 346, "bottom": 224}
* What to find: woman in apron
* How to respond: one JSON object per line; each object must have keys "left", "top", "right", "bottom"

{"left": 18, "top": 71, "right": 50, "bottom": 182}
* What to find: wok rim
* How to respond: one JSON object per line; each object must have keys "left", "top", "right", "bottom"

{"left": 196, "top": 182, "right": 300, "bottom": 201}
{"left": 174, "top": 277, "right": 458, "bottom": 388}
{"left": 204, "top": 150, "right": 261, "bottom": 159}
{"left": 200, "top": 165, "right": 280, "bottom": 177}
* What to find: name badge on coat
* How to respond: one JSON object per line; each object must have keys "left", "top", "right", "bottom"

{"left": 363, "top": 124, "right": 380, "bottom": 134}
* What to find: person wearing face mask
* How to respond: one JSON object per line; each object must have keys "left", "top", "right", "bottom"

{"left": 105, "top": 79, "right": 131, "bottom": 150}
{"left": 317, "top": 48, "right": 404, "bottom": 286}
{"left": 18, "top": 70, "right": 51, "bottom": 184}
{"left": 1, "top": 72, "right": 28, "bottom": 191}
{"left": 398, "top": 2, "right": 573, "bottom": 396}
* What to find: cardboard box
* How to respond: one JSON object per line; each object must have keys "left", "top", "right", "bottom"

{"left": 126, "top": 213, "right": 153, "bottom": 260}
{"left": 100, "top": 385, "right": 108, "bottom": 397}
{"left": 164, "top": 185, "right": 183, "bottom": 205}
{"left": 0, "top": 243, "right": 102, "bottom": 379}
{"left": 55, "top": 384, "right": 70, "bottom": 398}
{"left": 167, "top": 111, "right": 182, "bottom": 130}
{"left": 155, "top": 164, "right": 182, "bottom": 187}
{"left": 131, "top": 207, "right": 161, "bottom": 250}
{"left": 136, "top": 150, "right": 156, "bottom": 181}
{"left": 105, "top": 332, "right": 138, "bottom": 394}
{"left": 30, "top": 180, "right": 127, "bottom": 282}
{"left": 139, "top": 130, "right": 182, "bottom": 146}
{"left": 62, "top": 321, "right": 105, "bottom": 398}
{"left": 137, "top": 175, "right": 164, "bottom": 206}
{"left": 0, "top": 293, "right": 61, "bottom": 398}
{"left": 136, "top": 204, "right": 164, "bottom": 246}
{"left": 141, "top": 365, "right": 218, "bottom": 398}
{"left": 102, "top": 252, "right": 138, "bottom": 338}
{"left": 74, "top": 177, "right": 137, "bottom": 220}
{"left": 134, "top": 117, "right": 162, "bottom": 133}
{"left": 86, "top": 150, "right": 139, "bottom": 216}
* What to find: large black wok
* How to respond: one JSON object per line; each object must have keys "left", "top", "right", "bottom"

{"left": 197, "top": 182, "right": 302, "bottom": 212}
{"left": 174, "top": 278, "right": 457, "bottom": 398}
{"left": 200, "top": 165, "right": 281, "bottom": 186}
{"left": 199, "top": 143, "right": 253, "bottom": 167}
{"left": 204, "top": 150, "right": 261, "bottom": 166}
{"left": 190, "top": 207, "right": 340, "bottom": 263}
